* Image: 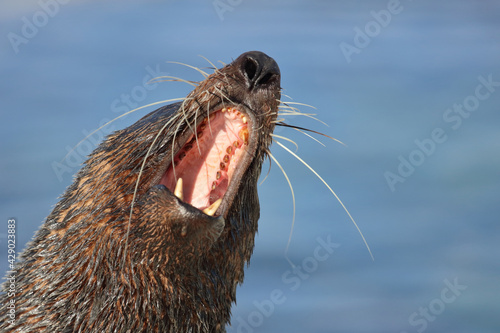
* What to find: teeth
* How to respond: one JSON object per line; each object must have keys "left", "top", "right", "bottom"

{"left": 173, "top": 177, "right": 222, "bottom": 217}
{"left": 203, "top": 199, "right": 222, "bottom": 216}
{"left": 222, "top": 107, "right": 227, "bottom": 112}
{"left": 242, "top": 116, "right": 247, "bottom": 124}
{"left": 238, "top": 128, "right": 249, "bottom": 144}
{"left": 174, "top": 178, "right": 184, "bottom": 201}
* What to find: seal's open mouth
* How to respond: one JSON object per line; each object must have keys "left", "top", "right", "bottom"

{"left": 160, "top": 107, "right": 251, "bottom": 217}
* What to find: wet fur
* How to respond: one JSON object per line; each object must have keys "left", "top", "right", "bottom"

{"left": 0, "top": 52, "right": 281, "bottom": 332}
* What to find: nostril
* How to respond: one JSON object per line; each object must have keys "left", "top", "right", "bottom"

{"left": 244, "top": 58, "right": 258, "bottom": 82}
{"left": 257, "top": 72, "right": 276, "bottom": 86}
{"left": 236, "top": 51, "right": 280, "bottom": 90}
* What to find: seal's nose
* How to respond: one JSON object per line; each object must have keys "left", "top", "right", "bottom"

{"left": 236, "top": 51, "right": 280, "bottom": 90}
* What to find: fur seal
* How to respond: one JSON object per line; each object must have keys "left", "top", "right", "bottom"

{"left": 0, "top": 51, "right": 281, "bottom": 332}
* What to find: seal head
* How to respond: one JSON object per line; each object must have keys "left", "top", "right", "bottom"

{"left": 0, "top": 51, "right": 281, "bottom": 332}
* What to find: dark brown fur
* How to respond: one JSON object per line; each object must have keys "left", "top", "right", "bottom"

{"left": 0, "top": 51, "right": 281, "bottom": 332}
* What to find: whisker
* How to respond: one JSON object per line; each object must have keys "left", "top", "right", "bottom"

{"left": 180, "top": 98, "right": 196, "bottom": 135}
{"left": 259, "top": 153, "right": 272, "bottom": 186}
{"left": 148, "top": 76, "right": 199, "bottom": 87}
{"left": 278, "top": 102, "right": 328, "bottom": 127}
{"left": 170, "top": 101, "right": 193, "bottom": 180}
{"left": 171, "top": 127, "right": 178, "bottom": 180}
{"left": 274, "top": 140, "right": 374, "bottom": 261}
{"left": 193, "top": 101, "right": 201, "bottom": 155}
{"left": 166, "top": 61, "right": 210, "bottom": 78}
{"left": 278, "top": 114, "right": 327, "bottom": 127}
{"left": 206, "top": 99, "right": 215, "bottom": 136}
{"left": 277, "top": 101, "right": 301, "bottom": 112}
{"left": 275, "top": 122, "right": 346, "bottom": 146}
{"left": 276, "top": 112, "right": 328, "bottom": 127}
{"left": 267, "top": 149, "right": 297, "bottom": 268}
{"left": 198, "top": 55, "right": 219, "bottom": 71}
{"left": 122, "top": 113, "right": 179, "bottom": 270}
{"left": 62, "top": 98, "right": 186, "bottom": 163}
{"left": 213, "top": 86, "right": 232, "bottom": 104}
{"left": 277, "top": 106, "right": 316, "bottom": 116}
{"left": 290, "top": 128, "right": 326, "bottom": 147}
{"left": 270, "top": 133, "right": 299, "bottom": 152}
{"left": 277, "top": 108, "right": 317, "bottom": 117}
{"left": 280, "top": 100, "right": 317, "bottom": 110}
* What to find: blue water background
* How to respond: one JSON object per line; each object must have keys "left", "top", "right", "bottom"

{"left": 1, "top": 1, "right": 499, "bottom": 332}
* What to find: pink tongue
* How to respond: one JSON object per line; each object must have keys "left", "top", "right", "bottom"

{"left": 160, "top": 110, "right": 247, "bottom": 211}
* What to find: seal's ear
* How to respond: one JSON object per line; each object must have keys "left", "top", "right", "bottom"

{"left": 131, "top": 185, "right": 224, "bottom": 260}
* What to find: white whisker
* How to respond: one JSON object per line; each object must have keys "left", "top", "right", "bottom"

{"left": 62, "top": 98, "right": 186, "bottom": 163}
{"left": 278, "top": 109, "right": 317, "bottom": 117}
{"left": 167, "top": 61, "right": 210, "bottom": 78}
{"left": 280, "top": 100, "right": 317, "bottom": 110}
{"left": 272, "top": 117, "right": 286, "bottom": 123}
{"left": 259, "top": 154, "right": 272, "bottom": 186}
{"left": 270, "top": 133, "right": 299, "bottom": 152}
{"left": 278, "top": 101, "right": 328, "bottom": 127}
{"left": 149, "top": 76, "right": 199, "bottom": 87}
{"left": 122, "top": 113, "right": 180, "bottom": 270}
{"left": 290, "top": 128, "right": 326, "bottom": 147}
{"left": 198, "top": 55, "right": 219, "bottom": 71}
{"left": 274, "top": 140, "right": 374, "bottom": 261}
{"left": 267, "top": 150, "right": 297, "bottom": 268}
